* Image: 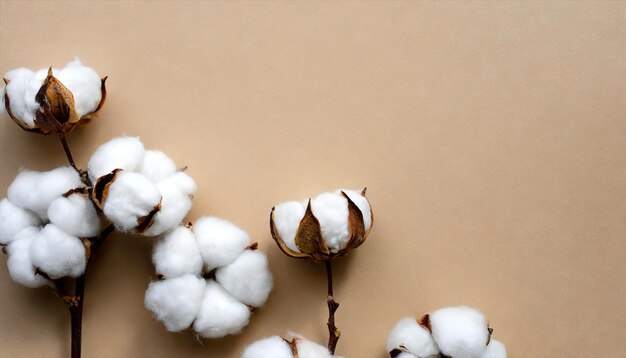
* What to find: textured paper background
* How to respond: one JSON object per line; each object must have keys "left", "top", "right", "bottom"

{"left": 0, "top": 1, "right": 625, "bottom": 357}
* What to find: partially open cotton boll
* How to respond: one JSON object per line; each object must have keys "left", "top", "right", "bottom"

{"left": 144, "top": 274, "right": 206, "bottom": 332}
{"left": 0, "top": 198, "right": 41, "bottom": 245}
{"left": 6, "top": 227, "right": 49, "bottom": 288}
{"left": 310, "top": 192, "right": 349, "bottom": 253}
{"left": 48, "top": 192, "right": 100, "bottom": 238}
{"left": 29, "top": 224, "right": 86, "bottom": 279}
{"left": 271, "top": 201, "right": 305, "bottom": 253}
{"left": 429, "top": 306, "right": 490, "bottom": 358}
{"left": 142, "top": 181, "right": 192, "bottom": 237}
{"left": 339, "top": 189, "right": 372, "bottom": 231}
{"left": 152, "top": 226, "right": 203, "bottom": 278}
{"left": 194, "top": 217, "right": 251, "bottom": 270}
{"left": 2, "top": 68, "right": 37, "bottom": 127}
{"left": 479, "top": 339, "right": 507, "bottom": 358}
{"left": 140, "top": 150, "right": 177, "bottom": 183}
{"left": 159, "top": 171, "right": 197, "bottom": 196}
{"left": 193, "top": 280, "right": 251, "bottom": 338}
{"left": 215, "top": 250, "right": 273, "bottom": 307}
{"left": 241, "top": 336, "right": 294, "bottom": 358}
{"left": 387, "top": 317, "right": 440, "bottom": 358}
{"left": 102, "top": 171, "right": 162, "bottom": 232}
{"left": 54, "top": 58, "right": 102, "bottom": 117}
{"left": 88, "top": 136, "right": 145, "bottom": 181}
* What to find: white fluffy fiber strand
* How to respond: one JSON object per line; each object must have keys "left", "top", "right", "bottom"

{"left": 430, "top": 306, "right": 490, "bottom": 358}
{"left": 387, "top": 317, "right": 440, "bottom": 357}
{"left": 144, "top": 274, "right": 206, "bottom": 332}
{"left": 242, "top": 336, "right": 293, "bottom": 358}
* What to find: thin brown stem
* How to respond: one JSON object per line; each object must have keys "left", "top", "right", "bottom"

{"left": 58, "top": 133, "right": 77, "bottom": 171}
{"left": 325, "top": 260, "right": 340, "bottom": 354}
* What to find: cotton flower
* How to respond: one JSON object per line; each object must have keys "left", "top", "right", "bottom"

{"left": 1, "top": 58, "right": 106, "bottom": 134}
{"left": 242, "top": 333, "right": 333, "bottom": 358}
{"left": 270, "top": 188, "right": 373, "bottom": 262}
{"left": 145, "top": 217, "right": 273, "bottom": 338}
{"left": 88, "top": 137, "right": 196, "bottom": 236}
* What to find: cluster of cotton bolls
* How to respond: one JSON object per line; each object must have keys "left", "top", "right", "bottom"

{"left": 1, "top": 58, "right": 105, "bottom": 133}
{"left": 387, "top": 306, "right": 506, "bottom": 358}
{"left": 87, "top": 136, "right": 196, "bottom": 236}
{"left": 0, "top": 167, "right": 100, "bottom": 288}
{"left": 242, "top": 332, "right": 333, "bottom": 358}
{"left": 144, "top": 216, "right": 273, "bottom": 338}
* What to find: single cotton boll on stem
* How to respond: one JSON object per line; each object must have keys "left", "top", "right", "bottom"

{"left": 479, "top": 339, "right": 507, "bottom": 358}
{"left": 6, "top": 227, "right": 49, "bottom": 288}
{"left": 193, "top": 280, "right": 251, "bottom": 338}
{"left": 152, "top": 226, "right": 203, "bottom": 278}
{"left": 0, "top": 199, "right": 41, "bottom": 245}
{"left": 87, "top": 137, "right": 145, "bottom": 181}
{"left": 430, "top": 306, "right": 490, "bottom": 358}
{"left": 144, "top": 274, "right": 206, "bottom": 332}
{"left": 272, "top": 201, "right": 305, "bottom": 253}
{"left": 55, "top": 58, "right": 102, "bottom": 117}
{"left": 387, "top": 317, "right": 440, "bottom": 358}
{"left": 241, "top": 336, "right": 294, "bottom": 358}
{"left": 215, "top": 250, "right": 273, "bottom": 307}
{"left": 310, "top": 192, "right": 349, "bottom": 253}
{"left": 139, "top": 150, "right": 177, "bottom": 183}
{"left": 48, "top": 193, "right": 100, "bottom": 238}
{"left": 194, "top": 217, "right": 251, "bottom": 270}
{"left": 29, "top": 224, "right": 87, "bottom": 279}
{"left": 339, "top": 189, "right": 372, "bottom": 231}
{"left": 142, "top": 181, "right": 192, "bottom": 237}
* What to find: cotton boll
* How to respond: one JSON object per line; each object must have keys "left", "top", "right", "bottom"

{"left": 139, "top": 150, "right": 177, "bottom": 183}
{"left": 311, "top": 192, "right": 349, "bottom": 253}
{"left": 159, "top": 171, "right": 197, "bottom": 196}
{"left": 55, "top": 58, "right": 102, "bottom": 117}
{"left": 48, "top": 193, "right": 100, "bottom": 238}
{"left": 88, "top": 137, "right": 145, "bottom": 181}
{"left": 144, "top": 274, "right": 206, "bottom": 332}
{"left": 293, "top": 336, "right": 333, "bottom": 358}
{"left": 193, "top": 280, "right": 251, "bottom": 338}
{"left": 215, "top": 250, "right": 273, "bottom": 307}
{"left": 479, "top": 340, "right": 506, "bottom": 358}
{"left": 6, "top": 227, "right": 49, "bottom": 288}
{"left": 3, "top": 67, "right": 36, "bottom": 127}
{"left": 339, "top": 189, "right": 372, "bottom": 231}
{"left": 0, "top": 198, "right": 41, "bottom": 245}
{"left": 242, "top": 336, "right": 294, "bottom": 358}
{"left": 387, "top": 317, "right": 439, "bottom": 358}
{"left": 29, "top": 224, "right": 86, "bottom": 279}
{"left": 194, "top": 217, "right": 251, "bottom": 270}
{"left": 102, "top": 171, "right": 161, "bottom": 232}
{"left": 430, "top": 306, "right": 490, "bottom": 358}
{"left": 6, "top": 170, "right": 41, "bottom": 213}
{"left": 142, "top": 181, "right": 192, "bottom": 237}
{"left": 152, "top": 226, "right": 203, "bottom": 278}
{"left": 272, "top": 201, "right": 305, "bottom": 253}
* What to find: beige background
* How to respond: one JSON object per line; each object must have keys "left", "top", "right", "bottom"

{"left": 0, "top": 1, "right": 625, "bottom": 357}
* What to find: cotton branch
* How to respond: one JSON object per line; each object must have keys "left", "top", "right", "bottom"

{"left": 326, "top": 260, "right": 340, "bottom": 355}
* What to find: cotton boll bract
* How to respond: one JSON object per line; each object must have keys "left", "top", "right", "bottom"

{"left": 48, "top": 192, "right": 100, "bottom": 238}
{"left": 241, "top": 336, "right": 294, "bottom": 358}
{"left": 144, "top": 274, "right": 206, "bottom": 332}
{"left": 142, "top": 180, "right": 193, "bottom": 237}
{"left": 193, "top": 280, "right": 251, "bottom": 338}
{"left": 139, "top": 150, "right": 177, "bottom": 183}
{"left": 339, "top": 189, "right": 372, "bottom": 232}
{"left": 194, "top": 216, "right": 251, "bottom": 270}
{"left": 87, "top": 136, "right": 145, "bottom": 181}
{"left": 479, "top": 339, "right": 507, "bottom": 358}
{"left": 430, "top": 306, "right": 490, "bottom": 358}
{"left": 29, "top": 224, "right": 86, "bottom": 279}
{"left": 6, "top": 227, "right": 49, "bottom": 288}
{"left": 215, "top": 250, "right": 273, "bottom": 307}
{"left": 387, "top": 317, "right": 440, "bottom": 358}
{"left": 0, "top": 198, "right": 41, "bottom": 245}
{"left": 310, "top": 192, "right": 350, "bottom": 253}
{"left": 152, "top": 226, "right": 203, "bottom": 278}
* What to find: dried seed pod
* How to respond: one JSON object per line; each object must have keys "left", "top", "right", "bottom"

{"left": 270, "top": 188, "right": 373, "bottom": 262}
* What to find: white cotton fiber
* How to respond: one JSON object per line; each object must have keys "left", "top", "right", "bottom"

{"left": 48, "top": 193, "right": 100, "bottom": 238}
{"left": 395, "top": 353, "right": 418, "bottom": 358}
{"left": 272, "top": 201, "right": 305, "bottom": 253}
{"left": 87, "top": 137, "right": 145, "bottom": 181}
{"left": 139, "top": 150, "right": 177, "bottom": 183}
{"left": 242, "top": 336, "right": 294, "bottom": 358}
{"left": 102, "top": 171, "right": 162, "bottom": 232}
{"left": 216, "top": 250, "right": 273, "bottom": 307}
{"left": 387, "top": 317, "right": 440, "bottom": 358}
{"left": 6, "top": 227, "right": 48, "bottom": 288}
{"left": 54, "top": 58, "right": 102, "bottom": 117}
{"left": 0, "top": 198, "right": 40, "bottom": 245}
{"left": 3, "top": 67, "right": 37, "bottom": 127}
{"left": 193, "top": 280, "right": 251, "bottom": 338}
{"left": 430, "top": 306, "right": 490, "bottom": 358}
{"left": 289, "top": 333, "right": 333, "bottom": 358}
{"left": 142, "top": 180, "right": 192, "bottom": 237}
{"left": 479, "top": 339, "right": 507, "bottom": 358}
{"left": 144, "top": 274, "right": 206, "bottom": 332}
{"left": 310, "top": 192, "right": 349, "bottom": 253}
{"left": 194, "top": 216, "right": 251, "bottom": 270}
{"left": 29, "top": 224, "right": 86, "bottom": 279}
{"left": 159, "top": 171, "right": 197, "bottom": 196}
{"left": 339, "top": 189, "right": 372, "bottom": 231}
{"left": 152, "top": 226, "right": 203, "bottom": 278}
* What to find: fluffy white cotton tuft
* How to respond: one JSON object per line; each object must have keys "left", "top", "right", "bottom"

{"left": 194, "top": 217, "right": 251, "bottom": 270}
{"left": 479, "top": 339, "right": 507, "bottom": 358}
{"left": 142, "top": 180, "right": 192, "bottom": 237}
{"left": 87, "top": 137, "right": 145, "bottom": 181}
{"left": 0, "top": 198, "right": 40, "bottom": 245}
{"left": 29, "top": 224, "right": 86, "bottom": 279}
{"left": 102, "top": 171, "right": 161, "bottom": 232}
{"left": 6, "top": 227, "right": 49, "bottom": 288}
{"left": 430, "top": 306, "right": 490, "bottom": 358}
{"left": 48, "top": 193, "right": 100, "bottom": 238}
{"left": 54, "top": 58, "right": 102, "bottom": 117}
{"left": 272, "top": 201, "right": 305, "bottom": 253}
{"left": 395, "top": 353, "right": 418, "bottom": 358}
{"left": 310, "top": 192, "right": 349, "bottom": 253}
{"left": 242, "top": 336, "right": 294, "bottom": 358}
{"left": 152, "top": 226, "right": 203, "bottom": 278}
{"left": 8, "top": 167, "right": 84, "bottom": 220}
{"left": 288, "top": 333, "right": 333, "bottom": 358}
{"left": 386, "top": 317, "right": 439, "bottom": 357}
{"left": 3, "top": 67, "right": 37, "bottom": 127}
{"left": 159, "top": 171, "right": 197, "bottom": 196}
{"left": 339, "top": 189, "right": 372, "bottom": 231}
{"left": 144, "top": 274, "right": 206, "bottom": 332}
{"left": 193, "top": 280, "right": 251, "bottom": 338}
{"left": 216, "top": 250, "right": 273, "bottom": 307}
{"left": 139, "top": 150, "right": 177, "bottom": 183}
